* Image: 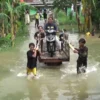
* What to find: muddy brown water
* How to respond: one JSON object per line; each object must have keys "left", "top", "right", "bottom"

{"left": 0, "top": 21, "right": 100, "bottom": 100}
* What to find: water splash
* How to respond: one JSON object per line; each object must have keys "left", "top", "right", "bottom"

{"left": 17, "top": 71, "right": 43, "bottom": 80}
{"left": 10, "top": 69, "right": 15, "bottom": 72}
{"left": 60, "top": 62, "right": 99, "bottom": 79}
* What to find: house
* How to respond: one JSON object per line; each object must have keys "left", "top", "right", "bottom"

{"left": 24, "top": 0, "right": 33, "bottom": 2}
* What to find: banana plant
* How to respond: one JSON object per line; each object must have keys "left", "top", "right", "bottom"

{"left": 53, "top": 0, "right": 72, "bottom": 12}
{"left": 5, "top": 0, "right": 35, "bottom": 46}
{"left": 0, "top": 0, "right": 6, "bottom": 37}
{"left": 81, "top": 0, "right": 96, "bottom": 32}
{"left": 5, "top": 0, "right": 15, "bottom": 46}
{"left": 0, "top": 0, "right": 35, "bottom": 46}
{"left": 0, "top": 13, "right": 10, "bottom": 37}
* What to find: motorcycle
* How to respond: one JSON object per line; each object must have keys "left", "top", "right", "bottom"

{"left": 46, "top": 30, "right": 56, "bottom": 57}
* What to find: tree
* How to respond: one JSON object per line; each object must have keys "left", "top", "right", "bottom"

{"left": 6, "top": 0, "right": 35, "bottom": 46}
{"left": 53, "top": 0, "right": 72, "bottom": 12}
{"left": 53, "top": 0, "right": 98, "bottom": 32}
{"left": 82, "top": 0, "right": 98, "bottom": 32}
{"left": 0, "top": 13, "right": 9, "bottom": 37}
{"left": 91, "top": 0, "right": 100, "bottom": 29}
{"left": 0, "top": 0, "right": 35, "bottom": 46}
{"left": 0, "top": 0, "right": 7, "bottom": 37}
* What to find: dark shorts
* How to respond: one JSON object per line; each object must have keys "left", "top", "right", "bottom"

{"left": 77, "top": 59, "right": 87, "bottom": 68}
{"left": 77, "top": 58, "right": 87, "bottom": 73}
{"left": 35, "top": 19, "right": 39, "bottom": 25}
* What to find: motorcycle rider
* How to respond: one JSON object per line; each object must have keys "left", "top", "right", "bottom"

{"left": 44, "top": 17, "right": 61, "bottom": 51}
{"left": 44, "top": 17, "right": 57, "bottom": 33}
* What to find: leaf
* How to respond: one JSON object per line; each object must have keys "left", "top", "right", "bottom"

{"left": 92, "top": 0, "right": 96, "bottom": 9}
{"left": 0, "top": 13, "right": 9, "bottom": 19}
{"left": 5, "top": 1, "right": 13, "bottom": 13}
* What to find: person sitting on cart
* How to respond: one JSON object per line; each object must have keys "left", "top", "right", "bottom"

{"left": 34, "top": 26, "right": 45, "bottom": 52}
{"left": 59, "top": 29, "right": 68, "bottom": 50}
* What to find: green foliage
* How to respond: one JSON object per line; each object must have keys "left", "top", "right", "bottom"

{"left": 0, "top": 24, "right": 28, "bottom": 51}
{"left": 0, "top": 34, "right": 11, "bottom": 48}
{"left": 57, "top": 10, "right": 77, "bottom": 25}
{"left": 16, "top": 22, "right": 28, "bottom": 37}
{"left": 0, "top": 0, "right": 35, "bottom": 50}
{"left": 0, "top": 13, "right": 9, "bottom": 19}
{"left": 53, "top": 0, "right": 72, "bottom": 11}
{"left": 91, "top": 0, "right": 100, "bottom": 28}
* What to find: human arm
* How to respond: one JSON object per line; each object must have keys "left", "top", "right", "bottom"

{"left": 32, "top": 48, "right": 38, "bottom": 57}
{"left": 40, "top": 32, "right": 45, "bottom": 40}
{"left": 68, "top": 43, "right": 77, "bottom": 52}
{"left": 59, "top": 34, "right": 63, "bottom": 41}
{"left": 44, "top": 23, "right": 47, "bottom": 31}
{"left": 34, "top": 32, "right": 39, "bottom": 40}
{"left": 73, "top": 48, "right": 79, "bottom": 53}
{"left": 34, "top": 32, "right": 37, "bottom": 39}
{"left": 27, "top": 48, "right": 38, "bottom": 58}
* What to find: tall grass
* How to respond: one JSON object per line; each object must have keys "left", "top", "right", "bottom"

{"left": 56, "top": 10, "right": 85, "bottom": 32}
{"left": 57, "top": 11, "right": 77, "bottom": 25}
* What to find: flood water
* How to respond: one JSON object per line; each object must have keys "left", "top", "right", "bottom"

{"left": 0, "top": 21, "right": 100, "bottom": 100}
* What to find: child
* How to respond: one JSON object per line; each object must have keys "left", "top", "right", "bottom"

{"left": 25, "top": 10, "right": 30, "bottom": 25}
{"left": 74, "top": 38, "right": 88, "bottom": 74}
{"left": 34, "top": 26, "right": 45, "bottom": 52}
{"left": 91, "top": 28, "right": 95, "bottom": 36}
{"left": 35, "top": 12, "right": 40, "bottom": 28}
{"left": 43, "top": 9, "right": 47, "bottom": 23}
{"left": 27, "top": 43, "right": 40, "bottom": 76}
{"left": 59, "top": 29, "right": 68, "bottom": 51}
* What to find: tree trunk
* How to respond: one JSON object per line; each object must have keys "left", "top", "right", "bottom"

{"left": 89, "top": 14, "right": 92, "bottom": 32}
{"left": 84, "top": 16, "right": 87, "bottom": 32}
{"left": 2, "top": 20, "right": 5, "bottom": 37}
{"left": 1, "top": 2, "right": 5, "bottom": 37}
{"left": 11, "top": 13, "right": 15, "bottom": 47}
{"left": 14, "top": 15, "right": 17, "bottom": 37}
{"left": 74, "top": 0, "right": 81, "bottom": 32}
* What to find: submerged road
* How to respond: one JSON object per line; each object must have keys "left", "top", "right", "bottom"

{"left": 0, "top": 20, "right": 100, "bottom": 100}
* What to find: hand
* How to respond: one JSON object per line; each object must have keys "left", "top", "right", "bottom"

{"left": 35, "top": 47, "right": 38, "bottom": 51}
{"left": 33, "top": 48, "right": 38, "bottom": 52}
{"left": 73, "top": 49, "right": 78, "bottom": 53}
{"left": 41, "top": 30, "right": 45, "bottom": 33}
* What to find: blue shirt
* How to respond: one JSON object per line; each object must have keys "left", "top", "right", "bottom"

{"left": 44, "top": 23, "right": 57, "bottom": 31}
